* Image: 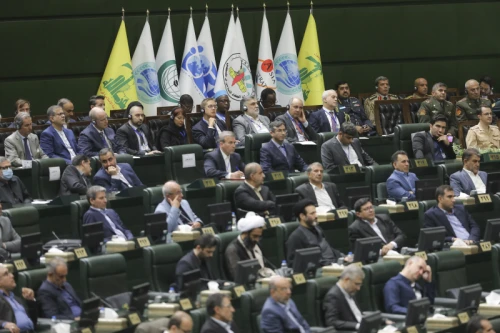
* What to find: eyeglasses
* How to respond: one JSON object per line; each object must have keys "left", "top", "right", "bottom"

{"left": 206, "top": 104, "right": 217, "bottom": 109}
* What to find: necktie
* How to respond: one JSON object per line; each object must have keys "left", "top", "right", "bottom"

{"left": 179, "top": 206, "right": 191, "bottom": 224}
{"left": 104, "top": 211, "right": 126, "bottom": 239}
{"left": 279, "top": 145, "right": 287, "bottom": 157}
{"left": 23, "top": 138, "right": 32, "bottom": 160}
{"left": 99, "top": 132, "right": 109, "bottom": 148}
{"left": 292, "top": 118, "right": 304, "bottom": 135}
{"left": 328, "top": 112, "right": 338, "bottom": 132}
{"left": 134, "top": 128, "right": 145, "bottom": 146}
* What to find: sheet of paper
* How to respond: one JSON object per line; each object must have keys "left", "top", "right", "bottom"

{"left": 49, "top": 166, "right": 61, "bottom": 181}
{"left": 32, "top": 200, "right": 51, "bottom": 205}
{"left": 486, "top": 291, "right": 500, "bottom": 305}
{"left": 294, "top": 141, "right": 316, "bottom": 145}
{"left": 22, "top": 160, "right": 32, "bottom": 169}
{"left": 182, "top": 153, "right": 196, "bottom": 168}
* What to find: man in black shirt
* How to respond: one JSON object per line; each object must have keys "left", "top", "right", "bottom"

{"left": 0, "top": 157, "right": 31, "bottom": 206}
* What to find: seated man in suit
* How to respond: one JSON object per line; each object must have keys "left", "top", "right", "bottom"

{"left": 450, "top": 148, "right": 487, "bottom": 196}
{"left": 466, "top": 107, "right": 500, "bottom": 150}
{"left": 214, "top": 93, "right": 230, "bottom": 127}
{"left": 89, "top": 95, "right": 105, "bottom": 113}
{"left": 57, "top": 98, "right": 77, "bottom": 125}
{"left": 387, "top": 150, "right": 419, "bottom": 201}
{"left": 295, "top": 162, "right": 344, "bottom": 210}
{"left": 203, "top": 131, "right": 245, "bottom": 179}
{"left": 275, "top": 97, "right": 317, "bottom": 143}
{"left": 0, "top": 157, "right": 32, "bottom": 205}
{"left": 412, "top": 115, "right": 456, "bottom": 161}
{"left": 78, "top": 107, "right": 120, "bottom": 157}
{"left": 384, "top": 256, "right": 435, "bottom": 314}
{"left": 260, "top": 120, "right": 308, "bottom": 173}
{"left": 287, "top": 199, "right": 345, "bottom": 267}
{"left": 40, "top": 105, "right": 80, "bottom": 164}
{"left": 5, "top": 112, "right": 48, "bottom": 168}
{"left": 37, "top": 257, "right": 82, "bottom": 320}
{"left": 193, "top": 98, "right": 228, "bottom": 149}
{"left": 201, "top": 293, "right": 240, "bottom": 333}
{"left": 155, "top": 181, "right": 203, "bottom": 238}
{"left": 115, "top": 101, "right": 161, "bottom": 156}
{"left": 225, "top": 212, "right": 274, "bottom": 280}
{"left": 309, "top": 89, "right": 345, "bottom": 134}
{"left": 258, "top": 88, "right": 279, "bottom": 115}
{"left": 234, "top": 163, "right": 276, "bottom": 217}
{"left": 424, "top": 185, "right": 480, "bottom": 243}
{"left": 349, "top": 198, "right": 406, "bottom": 254}
{"left": 321, "top": 122, "right": 376, "bottom": 170}
{"left": 93, "top": 148, "right": 143, "bottom": 192}
{"left": 0, "top": 204, "right": 21, "bottom": 261}
{"left": 261, "top": 276, "right": 311, "bottom": 333}
{"left": 0, "top": 264, "right": 37, "bottom": 332}
{"left": 83, "top": 185, "right": 134, "bottom": 242}
{"left": 233, "top": 96, "right": 270, "bottom": 146}
{"left": 59, "top": 154, "right": 92, "bottom": 196}
{"left": 323, "top": 264, "right": 364, "bottom": 330}
{"left": 175, "top": 234, "right": 217, "bottom": 291}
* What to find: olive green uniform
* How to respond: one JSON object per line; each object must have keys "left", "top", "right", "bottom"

{"left": 405, "top": 94, "right": 430, "bottom": 99}
{"left": 418, "top": 97, "right": 458, "bottom": 136}
{"left": 455, "top": 97, "right": 492, "bottom": 121}
{"left": 364, "top": 93, "right": 399, "bottom": 124}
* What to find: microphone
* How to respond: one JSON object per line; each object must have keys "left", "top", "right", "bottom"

{"left": 52, "top": 231, "right": 67, "bottom": 245}
{"left": 91, "top": 292, "right": 115, "bottom": 309}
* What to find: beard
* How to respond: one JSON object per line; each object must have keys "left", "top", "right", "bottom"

{"left": 243, "top": 236, "right": 258, "bottom": 250}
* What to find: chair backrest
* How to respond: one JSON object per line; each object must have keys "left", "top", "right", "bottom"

{"left": 240, "top": 288, "right": 270, "bottom": 333}
{"left": 143, "top": 243, "right": 183, "bottom": 292}
{"left": 164, "top": 144, "right": 205, "bottom": 184}
{"left": 244, "top": 133, "right": 271, "bottom": 164}
{"left": 215, "top": 182, "right": 242, "bottom": 213}
{"left": 365, "top": 165, "right": 395, "bottom": 200}
{"left": 3, "top": 206, "right": 40, "bottom": 236}
{"left": 80, "top": 253, "right": 128, "bottom": 298}
{"left": 393, "top": 124, "right": 430, "bottom": 159}
{"left": 17, "top": 268, "right": 48, "bottom": 296}
{"left": 437, "top": 162, "right": 463, "bottom": 185}
{"left": 276, "top": 222, "right": 300, "bottom": 267}
{"left": 143, "top": 186, "right": 164, "bottom": 214}
{"left": 32, "top": 158, "right": 67, "bottom": 199}
{"left": 492, "top": 244, "right": 500, "bottom": 290}
{"left": 190, "top": 308, "right": 208, "bottom": 333}
{"left": 427, "top": 250, "right": 467, "bottom": 297}
{"left": 91, "top": 153, "right": 135, "bottom": 178}
{"left": 375, "top": 102, "right": 404, "bottom": 135}
{"left": 215, "top": 231, "right": 239, "bottom": 280}
{"left": 70, "top": 199, "right": 90, "bottom": 238}
{"left": 305, "top": 276, "right": 338, "bottom": 327}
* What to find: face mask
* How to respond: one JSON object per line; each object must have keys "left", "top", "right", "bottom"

{"left": 2, "top": 169, "right": 13, "bottom": 180}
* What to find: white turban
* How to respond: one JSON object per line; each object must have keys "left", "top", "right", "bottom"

{"left": 237, "top": 212, "right": 266, "bottom": 232}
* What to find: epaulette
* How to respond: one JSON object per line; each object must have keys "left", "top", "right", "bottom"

{"left": 457, "top": 97, "right": 467, "bottom": 103}
{"left": 368, "top": 94, "right": 377, "bottom": 101}
{"left": 423, "top": 99, "right": 431, "bottom": 104}
{"left": 389, "top": 94, "right": 398, "bottom": 98}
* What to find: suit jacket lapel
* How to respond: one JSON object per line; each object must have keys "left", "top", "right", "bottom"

{"left": 324, "top": 183, "right": 338, "bottom": 207}
{"left": 351, "top": 141, "right": 365, "bottom": 166}
{"left": 425, "top": 132, "right": 435, "bottom": 156}
{"left": 394, "top": 172, "right": 412, "bottom": 191}
{"left": 269, "top": 142, "right": 289, "bottom": 165}
{"left": 50, "top": 126, "right": 65, "bottom": 150}
{"left": 358, "top": 220, "right": 379, "bottom": 238}
{"left": 462, "top": 170, "right": 475, "bottom": 192}
{"left": 126, "top": 123, "right": 140, "bottom": 149}
{"left": 216, "top": 149, "right": 226, "bottom": 171}
{"left": 304, "top": 183, "right": 318, "bottom": 205}
{"left": 333, "top": 138, "right": 350, "bottom": 164}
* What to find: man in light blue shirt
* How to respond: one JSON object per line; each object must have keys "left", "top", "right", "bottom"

{"left": 387, "top": 150, "right": 419, "bottom": 201}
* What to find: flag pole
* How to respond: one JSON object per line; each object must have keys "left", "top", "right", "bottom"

{"left": 190, "top": 6, "right": 192, "bottom": 17}
{"left": 168, "top": 7, "right": 171, "bottom": 19}
{"left": 121, "top": 7, "right": 125, "bottom": 20}
{"left": 310, "top": 1, "right": 313, "bottom": 14}
{"left": 146, "top": 9, "right": 149, "bottom": 21}
{"left": 287, "top": 1, "right": 290, "bottom": 13}
{"left": 206, "top": 4, "right": 208, "bottom": 17}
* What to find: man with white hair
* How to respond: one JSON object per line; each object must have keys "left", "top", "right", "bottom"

{"left": 275, "top": 97, "right": 317, "bottom": 143}
{"left": 309, "top": 89, "right": 346, "bottom": 133}
{"left": 232, "top": 96, "right": 271, "bottom": 146}
{"left": 78, "top": 107, "right": 120, "bottom": 157}
{"left": 225, "top": 212, "right": 274, "bottom": 280}
{"left": 203, "top": 131, "right": 245, "bottom": 179}
{"left": 155, "top": 181, "right": 203, "bottom": 238}
{"left": 456, "top": 79, "right": 493, "bottom": 122}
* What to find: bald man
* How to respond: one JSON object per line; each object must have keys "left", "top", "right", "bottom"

{"left": 405, "top": 78, "right": 430, "bottom": 99}
{"left": 77, "top": 107, "right": 121, "bottom": 157}
{"left": 275, "top": 98, "right": 317, "bottom": 143}
{"left": 456, "top": 80, "right": 493, "bottom": 122}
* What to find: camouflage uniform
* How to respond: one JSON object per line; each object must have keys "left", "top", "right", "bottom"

{"left": 418, "top": 97, "right": 458, "bottom": 136}
{"left": 455, "top": 97, "right": 492, "bottom": 121}
{"left": 363, "top": 93, "right": 399, "bottom": 124}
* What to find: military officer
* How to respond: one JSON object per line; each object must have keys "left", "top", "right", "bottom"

{"left": 456, "top": 80, "right": 492, "bottom": 122}
{"left": 405, "top": 78, "right": 431, "bottom": 99}
{"left": 364, "top": 76, "right": 399, "bottom": 124}
{"left": 335, "top": 81, "right": 375, "bottom": 136}
{"left": 466, "top": 107, "right": 500, "bottom": 150}
{"left": 418, "top": 83, "right": 458, "bottom": 136}
{"left": 479, "top": 76, "right": 494, "bottom": 99}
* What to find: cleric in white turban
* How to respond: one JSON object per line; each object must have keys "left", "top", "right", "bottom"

{"left": 224, "top": 212, "right": 275, "bottom": 280}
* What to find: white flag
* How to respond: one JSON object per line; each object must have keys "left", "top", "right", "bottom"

{"left": 178, "top": 16, "right": 205, "bottom": 107}
{"left": 156, "top": 15, "right": 180, "bottom": 106}
{"left": 255, "top": 8, "right": 276, "bottom": 98}
{"left": 132, "top": 19, "right": 161, "bottom": 116}
{"left": 274, "top": 12, "right": 303, "bottom": 105}
{"left": 213, "top": 12, "right": 235, "bottom": 100}
{"left": 197, "top": 14, "right": 218, "bottom": 98}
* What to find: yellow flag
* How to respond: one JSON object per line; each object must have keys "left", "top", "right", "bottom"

{"left": 298, "top": 13, "right": 324, "bottom": 105}
{"left": 97, "top": 20, "right": 138, "bottom": 115}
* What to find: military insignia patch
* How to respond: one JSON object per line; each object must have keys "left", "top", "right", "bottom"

{"left": 418, "top": 109, "right": 426, "bottom": 116}
{"left": 456, "top": 108, "right": 462, "bottom": 116}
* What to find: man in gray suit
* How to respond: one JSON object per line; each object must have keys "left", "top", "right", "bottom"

{"left": 0, "top": 203, "right": 21, "bottom": 260}
{"left": 275, "top": 97, "right": 317, "bottom": 143}
{"left": 232, "top": 96, "right": 270, "bottom": 146}
{"left": 4, "top": 112, "right": 48, "bottom": 168}
{"left": 450, "top": 148, "right": 487, "bottom": 197}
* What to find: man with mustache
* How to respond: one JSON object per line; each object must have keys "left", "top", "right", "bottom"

{"left": 363, "top": 76, "right": 399, "bottom": 124}
{"left": 405, "top": 78, "right": 430, "bottom": 99}
{"left": 93, "top": 148, "right": 143, "bottom": 192}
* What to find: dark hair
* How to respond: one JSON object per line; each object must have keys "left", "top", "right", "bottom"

{"left": 477, "top": 106, "right": 492, "bottom": 116}
{"left": 179, "top": 94, "right": 194, "bottom": 105}
{"left": 339, "top": 122, "right": 357, "bottom": 137}
{"left": 171, "top": 107, "right": 185, "bottom": 119}
{"left": 479, "top": 76, "right": 494, "bottom": 89}
{"left": 260, "top": 88, "right": 276, "bottom": 101}
{"left": 293, "top": 199, "right": 316, "bottom": 219}
{"left": 391, "top": 150, "right": 408, "bottom": 164}
{"left": 126, "top": 101, "right": 143, "bottom": 118}
{"left": 194, "top": 234, "right": 217, "bottom": 249}
{"left": 435, "top": 184, "right": 453, "bottom": 200}
{"left": 89, "top": 95, "right": 104, "bottom": 109}
{"left": 334, "top": 81, "right": 349, "bottom": 90}
{"left": 72, "top": 155, "right": 89, "bottom": 167}
{"left": 430, "top": 114, "right": 448, "bottom": 126}
{"left": 269, "top": 120, "right": 285, "bottom": 132}
{"left": 98, "top": 148, "right": 114, "bottom": 158}
{"left": 206, "top": 293, "right": 229, "bottom": 316}
{"left": 354, "top": 198, "right": 371, "bottom": 213}
{"left": 466, "top": 315, "right": 487, "bottom": 333}
{"left": 462, "top": 148, "right": 480, "bottom": 162}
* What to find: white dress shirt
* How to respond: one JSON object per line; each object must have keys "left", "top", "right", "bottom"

{"left": 310, "top": 182, "right": 335, "bottom": 210}
{"left": 221, "top": 150, "right": 232, "bottom": 178}
{"left": 55, "top": 129, "right": 76, "bottom": 159}
{"left": 245, "top": 181, "right": 263, "bottom": 201}
{"left": 323, "top": 107, "right": 340, "bottom": 131}
{"left": 338, "top": 138, "right": 362, "bottom": 167}
{"left": 129, "top": 122, "right": 150, "bottom": 152}
{"left": 362, "top": 218, "right": 397, "bottom": 249}
{"left": 464, "top": 168, "right": 486, "bottom": 194}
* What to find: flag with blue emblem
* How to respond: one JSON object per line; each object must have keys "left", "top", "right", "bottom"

{"left": 256, "top": 6, "right": 276, "bottom": 98}
{"left": 156, "top": 11, "right": 180, "bottom": 106}
{"left": 197, "top": 8, "right": 218, "bottom": 98}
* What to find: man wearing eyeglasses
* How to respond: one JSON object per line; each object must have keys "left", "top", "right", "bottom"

{"left": 0, "top": 157, "right": 32, "bottom": 206}
{"left": 193, "top": 98, "right": 228, "bottom": 149}
{"left": 466, "top": 106, "right": 500, "bottom": 150}
{"left": 201, "top": 293, "right": 239, "bottom": 333}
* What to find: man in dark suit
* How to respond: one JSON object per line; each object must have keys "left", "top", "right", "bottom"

{"left": 175, "top": 234, "right": 217, "bottom": 291}
{"left": 37, "top": 257, "right": 82, "bottom": 320}
{"left": 0, "top": 157, "right": 32, "bottom": 206}
{"left": 349, "top": 198, "right": 406, "bottom": 254}
{"left": 93, "top": 148, "right": 143, "bottom": 192}
{"left": 384, "top": 256, "right": 435, "bottom": 314}
{"left": 193, "top": 98, "right": 228, "bottom": 149}
{"left": 40, "top": 105, "right": 80, "bottom": 164}
{"left": 260, "top": 120, "right": 308, "bottom": 173}
{"left": 450, "top": 148, "right": 487, "bottom": 196}
{"left": 424, "top": 185, "right": 481, "bottom": 243}
{"left": 203, "top": 132, "right": 245, "bottom": 179}
{"left": 387, "top": 150, "right": 419, "bottom": 201}
{"left": 78, "top": 107, "right": 121, "bottom": 157}
{"left": 0, "top": 264, "right": 37, "bottom": 332}
{"left": 309, "top": 89, "right": 346, "bottom": 133}
{"left": 295, "top": 162, "right": 344, "bottom": 209}
{"left": 258, "top": 88, "right": 279, "bottom": 115}
{"left": 412, "top": 115, "right": 456, "bottom": 161}
{"left": 115, "top": 101, "right": 160, "bottom": 156}
{"left": 83, "top": 185, "right": 134, "bottom": 242}
{"left": 59, "top": 155, "right": 92, "bottom": 196}
{"left": 323, "top": 264, "right": 364, "bottom": 330}
{"left": 321, "top": 122, "right": 376, "bottom": 170}
{"left": 261, "top": 276, "right": 311, "bottom": 333}
{"left": 275, "top": 97, "right": 317, "bottom": 143}
{"left": 0, "top": 204, "right": 21, "bottom": 260}
{"left": 234, "top": 163, "right": 276, "bottom": 216}
{"left": 201, "top": 293, "right": 240, "bottom": 333}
